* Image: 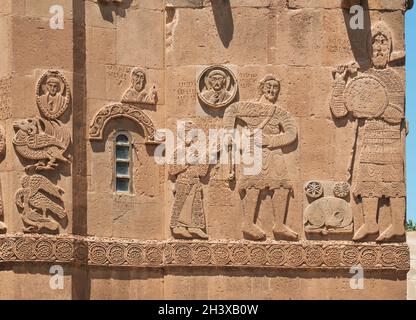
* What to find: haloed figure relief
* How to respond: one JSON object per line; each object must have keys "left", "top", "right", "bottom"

{"left": 224, "top": 75, "right": 298, "bottom": 241}
{"left": 330, "top": 21, "right": 406, "bottom": 241}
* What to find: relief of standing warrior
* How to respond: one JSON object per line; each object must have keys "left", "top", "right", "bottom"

{"left": 330, "top": 21, "right": 406, "bottom": 242}
{"left": 224, "top": 75, "right": 298, "bottom": 241}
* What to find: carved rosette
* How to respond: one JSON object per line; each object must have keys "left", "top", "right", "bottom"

{"left": 89, "top": 103, "right": 159, "bottom": 144}
{"left": 1, "top": 235, "right": 408, "bottom": 270}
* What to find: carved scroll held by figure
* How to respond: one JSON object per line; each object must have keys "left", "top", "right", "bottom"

{"left": 168, "top": 119, "right": 220, "bottom": 240}
{"left": 15, "top": 175, "right": 67, "bottom": 233}
{"left": 12, "top": 118, "right": 71, "bottom": 171}
{"left": 224, "top": 75, "right": 298, "bottom": 241}
{"left": 36, "top": 70, "right": 71, "bottom": 120}
{"left": 121, "top": 67, "right": 158, "bottom": 105}
{"left": 197, "top": 65, "right": 237, "bottom": 108}
{"left": 330, "top": 21, "right": 406, "bottom": 242}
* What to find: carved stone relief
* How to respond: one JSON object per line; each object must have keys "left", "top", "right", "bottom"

{"left": 0, "top": 235, "right": 409, "bottom": 271}
{"left": 330, "top": 21, "right": 406, "bottom": 242}
{"left": 304, "top": 181, "right": 353, "bottom": 236}
{"left": 121, "top": 67, "right": 158, "bottom": 105}
{"left": 98, "top": 0, "right": 123, "bottom": 4}
{"left": 15, "top": 175, "right": 67, "bottom": 233}
{"left": 0, "top": 76, "right": 12, "bottom": 120}
{"left": 36, "top": 70, "right": 71, "bottom": 120}
{"left": 0, "top": 125, "right": 5, "bottom": 233}
{"left": 89, "top": 103, "right": 160, "bottom": 143}
{"left": 224, "top": 74, "right": 298, "bottom": 241}
{"left": 168, "top": 118, "right": 221, "bottom": 240}
{"left": 12, "top": 70, "right": 72, "bottom": 234}
{"left": 13, "top": 118, "right": 71, "bottom": 171}
{"left": 197, "top": 65, "right": 238, "bottom": 108}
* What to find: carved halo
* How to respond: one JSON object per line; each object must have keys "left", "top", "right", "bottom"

{"left": 197, "top": 65, "right": 238, "bottom": 108}
{"left": 89, "top": 103, "right": 160, "bottom": 144}
{"left": 36, "top": 70, "right": 71, "bottom": 120}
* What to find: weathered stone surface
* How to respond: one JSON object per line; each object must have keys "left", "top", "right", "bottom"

{"left": 0, "top": 0, "right": 410, "bottom": 300}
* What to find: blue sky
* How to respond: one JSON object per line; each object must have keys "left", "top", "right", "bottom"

{"left": 406, "top": 8, "right": 416, "bottom": 221}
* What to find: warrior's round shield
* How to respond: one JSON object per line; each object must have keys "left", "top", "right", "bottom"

{"left": 344, "top": 75, "right": 388, "bottom": 118}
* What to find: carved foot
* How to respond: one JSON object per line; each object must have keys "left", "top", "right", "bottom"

{"left": 242, "top": 223, "right": 266, "bottom": 241}
{"left": 353, "top": 223, "right": 378, "bottom": 241}
{"left": 273, "top": 225, "right": 298, "bottom": 241}
{"left": 171, "top": 227, "right": 193, "bottom": 239}
{"left": 188, "top": 228, "right": 208, "bottom": 240}
{"left": 376, "top": 224, "right": 405, "bottom": 242}
{"left": 0, "top": 221, "right": 6, "bottom": 232}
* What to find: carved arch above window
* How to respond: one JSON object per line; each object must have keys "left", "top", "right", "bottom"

{"left": 89, "top": 103, "right": 160, "bottom": 144}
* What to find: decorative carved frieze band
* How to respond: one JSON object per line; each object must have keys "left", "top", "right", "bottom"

{"left": 89, "top": 103, "right": 159, "bottom": 144}
{"left": 0, "top": 234, "right": 409, "bottom": 271}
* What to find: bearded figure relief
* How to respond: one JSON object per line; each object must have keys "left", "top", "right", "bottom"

{"left": 36, "top": 70, "right": 71, "bottom": 120}
{"left": 121, "top": 67, "right": 158, "bottom": 105}
{"left": 224, "top": 75, "right": 298, "bottom": 241}
{"left": 330, "top": 21, "right": 406, "bottom": 242}
{"left": 198, "top": 65, "right": 237, "bottom": 108}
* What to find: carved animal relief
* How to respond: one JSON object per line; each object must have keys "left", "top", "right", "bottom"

{"left": 36, "top": 70, "right": 71, "bottom": 120}
{"left": 13, "top": 118, "right": 71, "bottom": 171}
{"left": 198, "top": 65, "right": 238, "bottom": 108}
{"left": 304, "top": 181, "right": 353, "bottom": 236}
{"left": 15, "top": 175, "right": 67, "bottom": 233}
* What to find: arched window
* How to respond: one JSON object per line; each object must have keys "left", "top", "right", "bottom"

{"left": 115, "top": 133, "right": 132, "bottom": 193}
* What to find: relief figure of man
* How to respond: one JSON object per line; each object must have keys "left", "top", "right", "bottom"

{"left": 223, "top": 75, "right": 298, "bottom": 241}
{"left": 201, "top": 69, "right": 232, "bottom": 105}
{"left": 121, "top": 67, "right": 157, "bottom": 105}
{"left": 39, "top": 75, "right": 65, "bottom": 114}
{"left": 330, "top": 21, "right": 406, "bottom": 241}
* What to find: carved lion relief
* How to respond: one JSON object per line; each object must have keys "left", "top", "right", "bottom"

{"left": 197, "top": 65, "right": 238, "bottom": 108}
{"left": 15, "top": 174, "right": 67, "bottom": 234}
{"left": 36, "top": 70, "right": 71, "bottom": 120}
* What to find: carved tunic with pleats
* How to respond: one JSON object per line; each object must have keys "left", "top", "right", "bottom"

{"left": 224, "top": 101, "right": 297, "bottom": 191}
{"left": 330, "top": 68, "right": 405, "bottom": 198}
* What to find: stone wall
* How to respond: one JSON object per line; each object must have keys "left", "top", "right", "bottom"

{"left": 0, "top": 0, "right": 411, "bottom": 299}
